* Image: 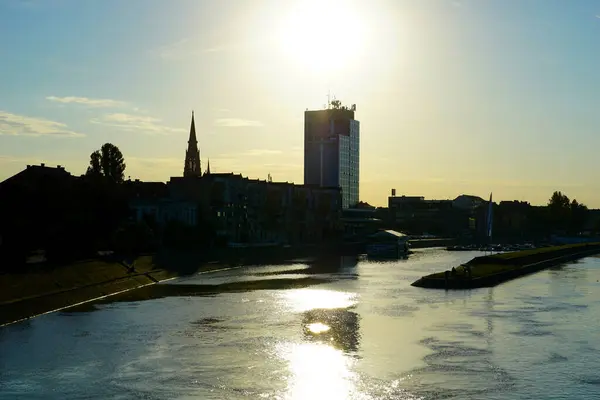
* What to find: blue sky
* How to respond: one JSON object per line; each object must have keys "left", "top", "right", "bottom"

{"left": 1, "top": 0, "right": 600, "bottom": 207}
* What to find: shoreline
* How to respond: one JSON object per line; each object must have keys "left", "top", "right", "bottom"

{"left": 0, "top": 263, "right": 252, "bottom": 328}
{"left": 1, "top": 240, "right": 455, "bottom": 327}
{"left": 0, "top": 259, "right": 229, "bottom": 327}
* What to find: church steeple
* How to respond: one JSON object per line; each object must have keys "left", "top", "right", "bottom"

{"left": 183, "top": 111, "right": 201, "bottom": 177}
{"left": 205, "top": 158, "right": 211, "bottom": 175}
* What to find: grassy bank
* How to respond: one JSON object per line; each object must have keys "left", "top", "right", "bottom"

{"left": 0, "top": 243, "right": 354, "bottom": 327}
{"left": 0, "top": 254, "right": 233, "bottom": 327}
{"left": 411, "top": 242, "right": 600, "bottom": 289}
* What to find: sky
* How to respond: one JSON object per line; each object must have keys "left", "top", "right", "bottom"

{"left": 1, "top": 0, "right": 600, "bottom": 208}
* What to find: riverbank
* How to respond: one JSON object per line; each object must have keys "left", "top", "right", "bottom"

{"left": 0, "top": 254, "right": 236, "bottom": 327}
{"left": 0, "top": 243, "right": 363, "bottom": 327}
{"left": 1, "top": 239, "right": 457, "bottom": 326}
{"left": 411, "top": 242, "right": 600, "bottom": 289}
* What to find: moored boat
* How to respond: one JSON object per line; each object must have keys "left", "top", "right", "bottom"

{"left": 366, "top": 230, "right": 410, "bottom": 258}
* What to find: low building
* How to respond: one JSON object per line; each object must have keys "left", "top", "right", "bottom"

{"left": 196, "top": 173, "right": 342, "bottom": 245}
{"left": 452, "top": 194, "right": 485, "bottom": 211}
{"left": 0, "top": 164, "right": 78, "bottom": 252}
{"left": 130, "top": 198, "right": 199, "bottom": 227}
{"left": 341, "top": 202, "right": 381, "bottom": 239}
{"left": 130, "top": 173, "right": 343, "bottom": 246}
{"left": 387, "top": 194, "right": 455, "bottom": 235}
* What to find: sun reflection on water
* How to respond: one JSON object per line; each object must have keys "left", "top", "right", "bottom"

{"left": 279, "top": 342, "right": 358, "bottom": 400}
{"left": 281, "top": 289, "right": 358, "bottom": 313}
{"left": 306, "top": 322, "right": 331, "bottom": 334}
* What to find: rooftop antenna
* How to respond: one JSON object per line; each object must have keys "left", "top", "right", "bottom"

{"left": 327, "top": 90, "right": 331, "bottom": 109}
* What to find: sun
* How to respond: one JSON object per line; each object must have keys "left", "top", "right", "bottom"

{"left": 278, "top": 0, "right": 366, "bottom": 73}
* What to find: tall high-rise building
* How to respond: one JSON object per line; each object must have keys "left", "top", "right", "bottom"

{"left": 183, "top": 111, "right": 202, "bottom": 177}
{"left": 304, "top": 102, "right": 360, "bottom": 208}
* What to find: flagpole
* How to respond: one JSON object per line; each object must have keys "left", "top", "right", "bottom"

{"left": 487, "top": 192, "right": 493, "bottom": 255}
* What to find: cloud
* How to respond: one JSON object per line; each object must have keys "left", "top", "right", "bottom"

{"left": 213, "top": 118, "right": 264, "bottom": 128}
{"left": 152, "top": 37, "right": 227, "bottom": 60}
{"left": 244, "top": 149, "right": 283, "bottom": 156}
{"left": 128, "top": 157, "right": 181, "bottom": 171}
{"left": 90, "top": 113, "right": 186, "bottom": 135}
{"left": 0, "top": 111, "right": 84, "bottom": 137}
{"left": 46, "top": 96, "right": 127, "bottom": 108}
{"left": 216, "top": 148, "right": 292, "bottom": 159}
{"left": 213, "top": 108, "right": 231, "bottom": 114}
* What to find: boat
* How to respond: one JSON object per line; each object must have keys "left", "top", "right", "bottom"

{"left": 366, "top": 230, "right": 410, "bottom": 258}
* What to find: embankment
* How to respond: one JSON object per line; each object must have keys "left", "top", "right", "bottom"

{"left": 0, "top": 254, "right": 233, "bottom": 327}
{"left": 411, "top": 242, "right": 600, "bottom": 290}
{"left": 0, "top": 243, "right": 358, "bottom": 327}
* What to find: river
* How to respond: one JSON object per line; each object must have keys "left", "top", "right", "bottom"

{"left": 1, "top": 247, "right": 600, "bottom": 399}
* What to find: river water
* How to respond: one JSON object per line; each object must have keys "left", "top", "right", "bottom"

{"left": 1, "top": 248, "right": 600, "bottom": 399}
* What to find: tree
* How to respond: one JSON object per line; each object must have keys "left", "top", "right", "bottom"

{"left": 86, "top": 143, "right": 126, "bottom": 183}
{"left": 570, "top": 199, "right": 589, "bottom": 233}
{"left": 548, "top": 191, "right": 570, "bottom": 209}
{"left": 548, "top": 191, "right": 571, "bottom": 233}
{"left": 87, "top": 150, "right": 102, "bottom": 178}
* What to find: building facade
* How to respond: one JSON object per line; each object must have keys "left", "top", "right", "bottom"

{"left": 304, "top": 102, "right": 360, "bottom": 209}
{"left": 151, "top": 173, "right": 343, "bottom": 245}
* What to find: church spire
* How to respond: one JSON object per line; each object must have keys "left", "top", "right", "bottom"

{"left": 189, "top": 110, "right": 197, "bottom": 143}
{"left": 205, "top": 158, "right": 211, "bottom": 175}
{"left": 183, "top": 111, "right": 201, "bottom": 177}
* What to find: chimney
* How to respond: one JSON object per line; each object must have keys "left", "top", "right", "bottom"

{"left": 26, "top": 165, "right": 31, "bottom": 169}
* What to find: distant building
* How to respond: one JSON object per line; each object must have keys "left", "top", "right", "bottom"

{"left": 386, "top": 193, "right": 460, "bottom": 235}
{"left": 388, "top": 195, "right": 425, "bottom": 208}
{"left": 168, "top": 173, "right": 342, "bottom": 244}
{"left": 129, "top": 113, "right": 344, "bottom": 245}
{"left": 304, "top": 102, "right": 360, "bottom": 209}
{"left": 452, "top": 194, "right": 485, "bottom": 210}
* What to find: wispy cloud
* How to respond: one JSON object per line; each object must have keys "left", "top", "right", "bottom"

{"left": 596, "top": 14, "right": 600, "bottom": 19}
{"left": 213, "top": 118, "right": 264, "bottom": 128}
{"left": 152, "top": 37, "right": 228, "bottom": 61}
{"left": 213, "top": 108, "right": 231, "bottom": 114}
{"left": 0, "top": 111, "right": 84, "bottom": 137}
{"left": 127, "top": 157, "right": 181, "bottom": 171}
{"left": 218, "top": 148, "right": 297, "bottom": 159}
{"left": 46, "top": 96, "right": 127, "bottom": 108}
{"left": 90, "top": 113, "right": 185, "bottom": 135}
{"left": 244, "top": 149, "right": 282, "bottom": 156}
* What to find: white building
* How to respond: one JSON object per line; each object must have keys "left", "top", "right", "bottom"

{"left": 304, "top": 102, "right": 360, "bottom": 209}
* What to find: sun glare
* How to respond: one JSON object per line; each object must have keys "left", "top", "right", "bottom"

{"left": 278, "top": 0, "right": 366, "bottom": 73}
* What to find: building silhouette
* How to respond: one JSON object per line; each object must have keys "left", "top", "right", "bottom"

{"left": 183, "top": 111, "right": 202, "bottom": 177}
{"left": 129, "top": 112, "right": 344, "bottom": 245}
{"left": 304, "top": 101, "right": 360, "bottom": 209}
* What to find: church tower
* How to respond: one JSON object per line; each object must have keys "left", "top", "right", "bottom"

{"left": 183, "top": 111, "right": 202, "bottom": 177}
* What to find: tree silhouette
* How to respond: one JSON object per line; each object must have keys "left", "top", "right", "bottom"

{"left": 570, "top": 199, "right": 588, "bottom": 233}
{"left": 547, "top": 191, "right": 589, "bottom": 233}
{"left": 548, "top": 191, "right": 570, "bottom": 209}
{"left": 86, "top": 143, "right": 126, "bottom": 183}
